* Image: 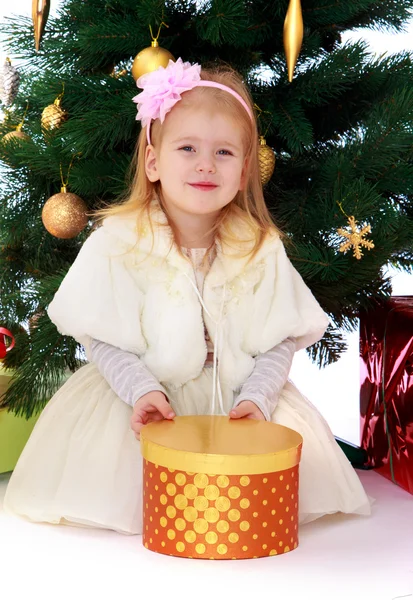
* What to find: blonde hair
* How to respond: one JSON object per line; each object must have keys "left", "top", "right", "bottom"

{"left": 94, "top": 64, "right": 281, "bottom": 260}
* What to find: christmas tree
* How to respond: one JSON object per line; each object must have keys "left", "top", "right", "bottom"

{"left": 1, "top": 0, "right": 413, "bottom": 417}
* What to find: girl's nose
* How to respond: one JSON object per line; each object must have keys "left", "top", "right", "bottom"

{"left": 195, "top": 155, "right": 216, "bottom": 174}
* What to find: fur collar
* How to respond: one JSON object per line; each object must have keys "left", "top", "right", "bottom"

{"left": 102, "top": 202, "right": 280, "bottom": 287}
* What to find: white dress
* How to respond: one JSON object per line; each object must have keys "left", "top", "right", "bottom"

{"left": 3, "top": 249, "right": 371, "bottom": 534}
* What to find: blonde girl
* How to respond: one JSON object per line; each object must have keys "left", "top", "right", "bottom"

{"left": 4, "top": 59, "right": 370, "bottom": 533}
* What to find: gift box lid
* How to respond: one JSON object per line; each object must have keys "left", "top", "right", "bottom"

{"left": 141, "top": 416, "right": 303, "bottom": 475}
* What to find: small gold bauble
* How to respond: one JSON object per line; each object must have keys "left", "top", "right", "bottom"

{"left": 42, "top": 186, "right": 88, "bottom": 239}
{"left": 258, "top": 136, "right": 276, "bottom": 185}
{"left": 2, "top": 129, "right": 31, "bottom": 144}
{"left": 131, "top": 41, "right": 174, "bottom": 81}
{"left": 41, "top": 98, "right": 67, "bottom": 130}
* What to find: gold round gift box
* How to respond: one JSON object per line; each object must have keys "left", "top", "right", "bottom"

{"left": 141, "top": 416, "right": 302, "bottom": 560}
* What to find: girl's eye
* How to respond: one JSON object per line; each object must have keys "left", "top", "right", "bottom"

{"left": 179, "top": 146, "right": 233, "bottom": 155}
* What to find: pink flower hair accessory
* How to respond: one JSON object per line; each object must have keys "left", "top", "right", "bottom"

{"left": 133, "top": 58, "right": 201, "bottom": 128}
{"left": 132, "top": 57, "right": 253, "bottom": 144}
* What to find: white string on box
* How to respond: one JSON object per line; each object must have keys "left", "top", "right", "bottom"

{"left": 183, "top": 273, "right": 227, "bottom": 416}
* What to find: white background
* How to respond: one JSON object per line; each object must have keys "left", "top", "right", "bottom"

{"left": 1, "top": 1, "right": 412, "bottom": 444}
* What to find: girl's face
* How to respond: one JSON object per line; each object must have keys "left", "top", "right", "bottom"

{"left": 145, "top": 102, "right": 247, "bottom": 222}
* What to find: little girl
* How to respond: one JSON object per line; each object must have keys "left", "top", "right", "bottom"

{"left": 4, "top": 59, "right": 370, "bottom": 533}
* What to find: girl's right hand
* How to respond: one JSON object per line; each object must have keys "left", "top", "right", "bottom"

{"left": 131, "top": 391, "right": 175, "bottom": 440}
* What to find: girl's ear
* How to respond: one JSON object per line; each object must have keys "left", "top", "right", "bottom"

{"left": 145, "top": 145, "right": 160, "bottom": 182}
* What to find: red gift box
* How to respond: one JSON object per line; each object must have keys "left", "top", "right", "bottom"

{"left": 0, "top": 328, "right": 15, "bottom": 360}
{"left": 360, "top": 296, "right": 413, "bottom": 494}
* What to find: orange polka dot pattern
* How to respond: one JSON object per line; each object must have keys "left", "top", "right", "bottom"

{"left": 142, "top": 463, "right": 299, "bottom": 559}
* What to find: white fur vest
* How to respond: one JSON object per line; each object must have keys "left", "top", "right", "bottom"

{"left": 47, "top": 208, "right": 329, "bottom": 391}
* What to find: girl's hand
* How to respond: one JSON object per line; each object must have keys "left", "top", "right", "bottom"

{"left": 131, "top": 391, "right": 175, "bottom": 440}
{"left": 229, "top": 400, "right": 266, "bottom": 421}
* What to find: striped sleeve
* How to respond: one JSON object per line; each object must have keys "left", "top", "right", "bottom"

{"left": 233, "top": 337, "right": 296, "bottom": 421}
{"left": 90, "top": 338, "right": 168, "bottom": 407}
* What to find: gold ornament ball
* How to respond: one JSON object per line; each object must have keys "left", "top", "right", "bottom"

{"left": 258, "top": 137, "right": 276, "bottom": 185}
{"left": 2, "top": 130, "right": 31, "bottom": 144}
{"left": 41, "top": 98, "right": 67, "bottom": 130}
{"left": 42, "top": 188, "right": 88, "bottom": 239}
{"left": 132, "top": 41, "right": 174, "bottom": 81}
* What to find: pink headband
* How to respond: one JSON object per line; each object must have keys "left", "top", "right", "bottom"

{"left": 132, "top": 58, "right": 254, "bottom": 144}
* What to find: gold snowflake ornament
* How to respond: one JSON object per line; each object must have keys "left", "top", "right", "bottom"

{"left": 337, "top": 216, "right": 375, "bottom": 260}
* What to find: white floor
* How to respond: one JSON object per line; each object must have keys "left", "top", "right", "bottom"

{"left": 0, "top": 469, "right": 412, "bottom": 600}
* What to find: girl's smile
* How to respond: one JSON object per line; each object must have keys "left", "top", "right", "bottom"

{"left": 188, "top": 181, "right": 219, "bottom": 191}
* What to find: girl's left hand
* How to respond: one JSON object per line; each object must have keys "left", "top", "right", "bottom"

{"left": 229, "top": 401, "right": 265, "bottom": 421}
